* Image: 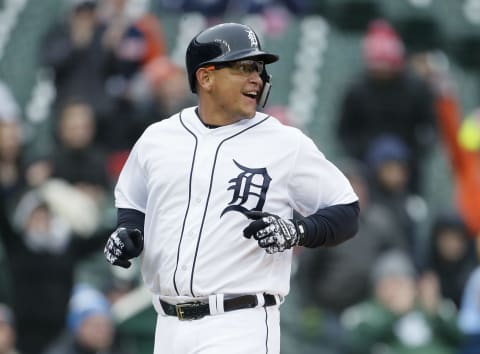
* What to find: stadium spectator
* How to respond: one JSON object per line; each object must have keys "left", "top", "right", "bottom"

{"left": 455, "top": 109, "right": 480, "bottom": 238}
{"left": 290, "top": 158, "right": 408, "bottom": 353}
{"left": 341, "top": 250, "right": 463, "bottom": 354}
{"left": 458, "top": 267, "right": 480, "bottom": 354}
{"left": 50, "top": 98, "right": 111, "bottom": 203}
{"left": 157, "top": 0, "right": 306, "bottom": 17}
{"left": 0, "top": 303, "right": 19, "bottom": 354}
{"left": 337, "top": 19, "right": 437, "bottom": 194}
{"left": 0, "top": 189, "right": 110, "bottom": 354}
{"left": 45, "top": 283, "right": 127, "bottom": 354}
{"left": 21, "top": 99, "right": 112, "bottom": 209}
{"left": 40, "top": 0, "right": 113, "bottom": 125}
{"left": 131, "top": 57, "right": 196, "bottom": 124}
{"left": 423, "top": 211, "right": 477, "bottom": 308}
{"left": 365, "top": 134, "right": 426, "bottom": 264}
{"left": 0, "top": 82, "right": 26, "bottom": 209}
{"left": 409, "top": 50, "right": 480, "bottom": 239}
{"left": 98, "top": 0, "right": 168, "bottom": 154}
{"left": 0, "top": 82, "right": 54, "bottom": 206}
{"left": 0, "top": 120, "right": 25, "bottom": 209}
{"left": 99, "top": 0, "right": 167, "bottom": 67}
{"left": 296, "top": 158, "right": 405, "bottom": 315}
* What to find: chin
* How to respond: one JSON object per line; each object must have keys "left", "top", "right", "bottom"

{"left": 243, "top": 107, "right": 257, "bottom": 119}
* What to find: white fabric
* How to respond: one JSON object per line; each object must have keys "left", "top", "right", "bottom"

{"left": 115, "top": 106, "right": 358, "bottom": 299}
{"left": 208, "top": 294, "right": 218, "bottom": 315}
{"left": 275, "top": 294, "right": 284, "bottom": 305}
{"left": 255, "top": 293, "right": 265, "bottom": 308}
{"left": 214, "top": 293, "right": 224, "bottom": 314}
{"left": 151, "top": 294, "right": 165, "bottom": 316}
{"left": 153, "top": 305, "right": 280, "bottom": 354}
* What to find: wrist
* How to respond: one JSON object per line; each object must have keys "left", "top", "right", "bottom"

{"left": 292, "top": 219, "right": 306, "bottom": 246}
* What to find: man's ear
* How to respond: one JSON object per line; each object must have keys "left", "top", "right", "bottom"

{"left": 196, "top": 67, "right": 214, "bottom": 92}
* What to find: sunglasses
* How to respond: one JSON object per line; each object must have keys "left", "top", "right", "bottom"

{"left": 206, "top": 60, "right": 264, "bottom": 75}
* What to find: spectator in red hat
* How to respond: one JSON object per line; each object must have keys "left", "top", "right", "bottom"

{"left": 362, "top": 19, "right": 405, "bottom": 74}
{"left": 336, "top": 19, "right": 437, "bottom": 195}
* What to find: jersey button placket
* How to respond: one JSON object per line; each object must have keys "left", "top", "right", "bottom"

{"left": 176, "top": 135, "right": 218, "bottom": 296}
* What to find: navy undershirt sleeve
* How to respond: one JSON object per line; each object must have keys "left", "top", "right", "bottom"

{"left": 117, "top": 202, "right": 359, "bottom": 247}
{"left": 117, "top": 208, "right": 145, "bottom": 234}
{"left": 297, "top": 201, "right": 360, "bottom": 248}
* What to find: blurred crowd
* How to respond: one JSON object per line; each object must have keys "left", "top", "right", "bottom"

{"left": 0, "top": 0, "right": 480, "bottom": 354}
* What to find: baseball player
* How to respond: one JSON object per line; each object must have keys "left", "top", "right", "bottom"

{"left": 104, "top": 22, "right": 359, "bottom": 353}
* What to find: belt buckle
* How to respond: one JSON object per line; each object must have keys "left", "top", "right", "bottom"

{"left": 175, "top": 302, "right": 204, "bottom": 321}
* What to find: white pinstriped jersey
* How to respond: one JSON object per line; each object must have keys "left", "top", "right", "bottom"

{"left": 115, "top": 106, "right": 358, "bottom": 300}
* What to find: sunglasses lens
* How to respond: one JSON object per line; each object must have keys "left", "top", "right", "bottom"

{"left": 209, "top": 60, "right": 264, "bottom": 74}
{"left": 234, "top": 61, "right": 264, "bottom": 74}
{"left": 254, "top": 62, "right": 264, "bottom": 73}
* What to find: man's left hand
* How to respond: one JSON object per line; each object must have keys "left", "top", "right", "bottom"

{"left": 243, "top": 211, "right": 304, "bottom": 254}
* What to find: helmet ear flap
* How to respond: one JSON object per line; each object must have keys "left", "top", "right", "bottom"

{"left": 258, "top": 68, "right": 272, "bottom": 108}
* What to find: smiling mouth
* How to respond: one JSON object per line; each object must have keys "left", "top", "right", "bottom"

{"left": 243, "top": 91, "right": 258, "bottom": 100}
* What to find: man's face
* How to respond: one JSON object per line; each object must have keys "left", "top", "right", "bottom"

{"left": 375, "top": 275, "right": 416, "bottom": 314}
{"left": 376, "top": 160, "right": 409, "bottom": 193}
{"left": 58, "top": 103, "right": 95, "bottom": 149}
{"left": 0, "top": 322, "right": 15, "bottom": 354}
{"left": 206, "top": 60, "right": 264, "bottom": 120}
{"left": 436, "top": 229, "right": 468, "bottom": 262}
{"left": 0, "top": 121, "right": 21, "bottom": 161}
{"left": 77, "top": 314, "right": 113, "bottom": 350}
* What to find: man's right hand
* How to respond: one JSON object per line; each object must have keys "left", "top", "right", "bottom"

{"left": 104, "top": 228, "right": 144, "bottom": 268}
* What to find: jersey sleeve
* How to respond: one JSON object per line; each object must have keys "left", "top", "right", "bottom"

{"left": 114, "top": 140, "right": 148, "bottom": 213}
{"left": 288, "top": 134, "right": 358, "bottom": 216}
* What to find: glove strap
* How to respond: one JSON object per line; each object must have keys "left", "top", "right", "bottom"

{"left": 292, "top": 219, "right": 307, "bottom": 246}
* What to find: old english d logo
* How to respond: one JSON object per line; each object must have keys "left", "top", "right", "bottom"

{"left": 221, "top": 160, "right": 271, "bottom": 217}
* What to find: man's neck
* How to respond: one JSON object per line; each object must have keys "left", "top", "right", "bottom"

{"left": 196, "top": 104, "right": 246, "bottom": 127}
{"left": 195, "top": 108, "right": 220, "bottom": 129}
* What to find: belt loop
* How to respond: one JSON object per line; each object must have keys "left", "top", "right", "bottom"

{"left": 216, "top": 294, "right": 225, "bottom": 314}
{"left": 256, "top": 293, "right": 265, "bottom": 308}
{"left": 274, "top": 294, "right": 282, "bottom": 305}
{"left": 208, "top": 294, "right": 218, "bottom": 315}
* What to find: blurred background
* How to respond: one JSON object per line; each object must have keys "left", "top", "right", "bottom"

{"left": 0, "top": 0, "right": 480, "bottom": 353}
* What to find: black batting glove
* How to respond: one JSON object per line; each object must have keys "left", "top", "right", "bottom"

{"left": 243, "top": 211, "right": 305, "bottom": 254}
{"left": 104, "top": 228, "right": 144, "bottom": 268}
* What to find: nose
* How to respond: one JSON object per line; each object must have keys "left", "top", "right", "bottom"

{"left": 248, "top": 71, "right": 263, "bottom": 86}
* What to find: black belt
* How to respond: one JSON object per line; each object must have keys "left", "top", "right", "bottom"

{"left": 160, "top": 294, "right": 277, "bottom": 321}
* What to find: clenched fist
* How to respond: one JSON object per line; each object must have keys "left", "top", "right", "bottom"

{"left": 104, "top": 228, "right": 144, "bottom": 268}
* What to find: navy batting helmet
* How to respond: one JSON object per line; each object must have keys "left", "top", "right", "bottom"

{"left": 186, "top": 23, "right": 279, "bottom": 106}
